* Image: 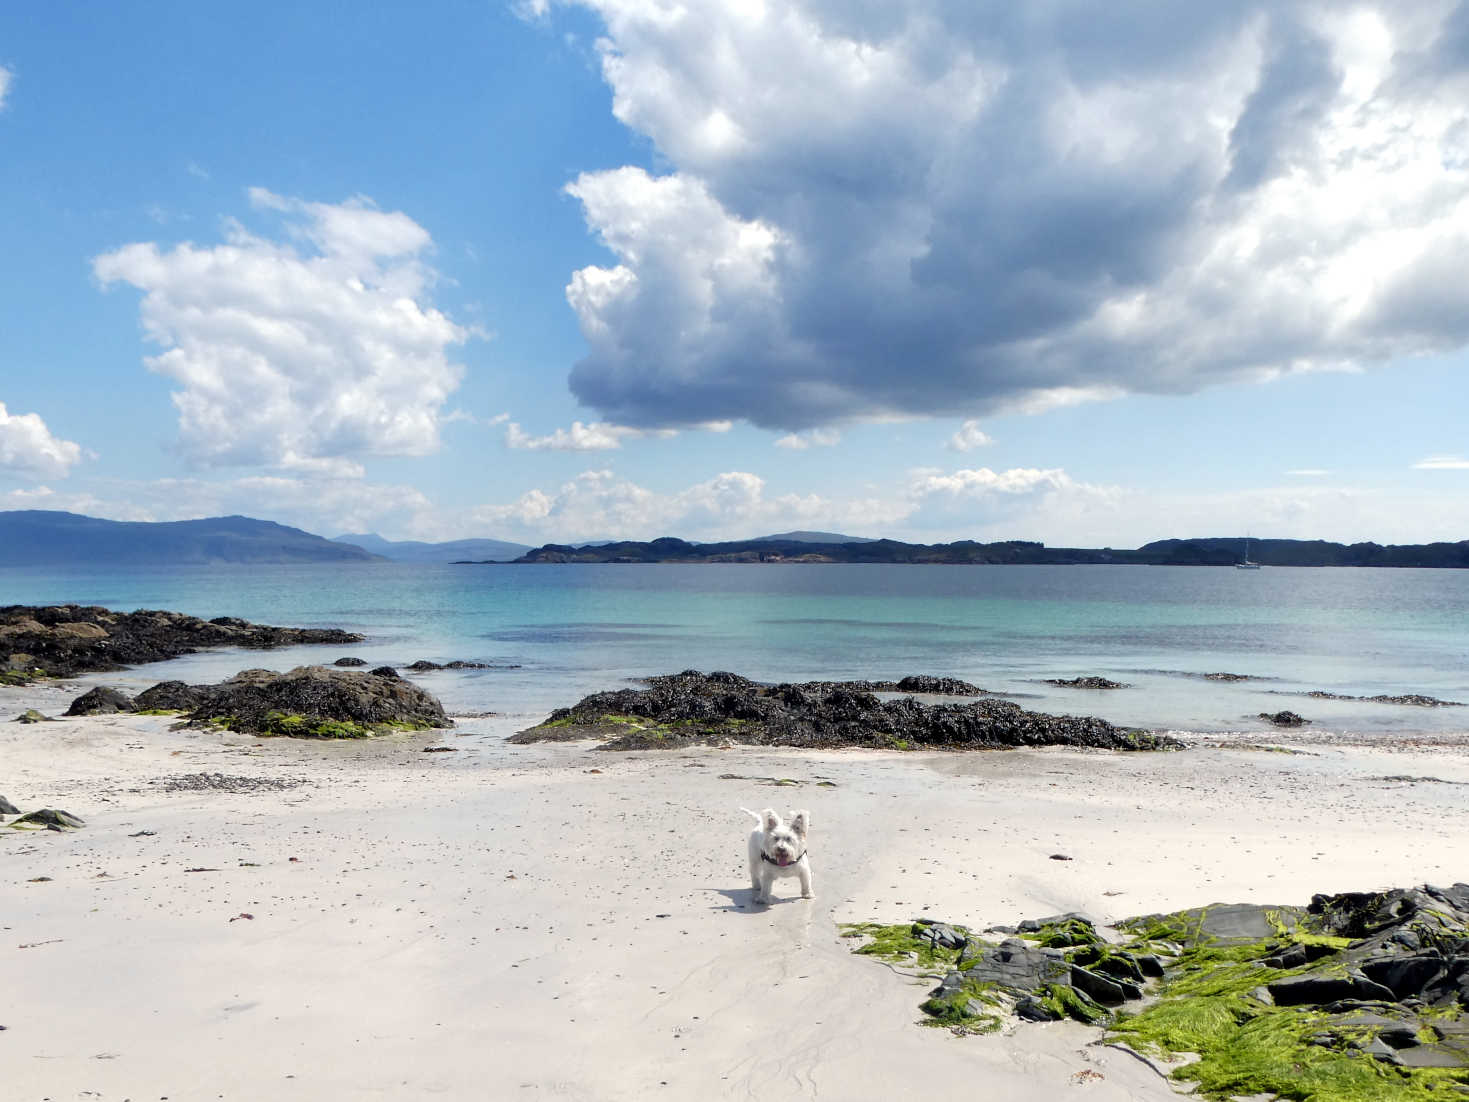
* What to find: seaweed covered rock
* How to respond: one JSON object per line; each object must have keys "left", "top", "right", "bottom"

{"left": 9, "top": 808, "right": 85, "bottom": 830}
{"left": 1045, "top": 676, "right": 1129, "bottom": 690}
{"left": 1302, "top": 689, "right": 1464, "bottom": 707}
{"left": 183, "top": 665, "right": 452, "bottom": 738}
{"left": 133, "top": 680, "right": 208, "bottom": 712}
{"left": 1259, "top": 709, "right": 1309, "bottom": 726}
{"left": 848, "top": 883, "right": 1469, "bottom": 1098}
{"left": 65, "top": 686, "right": 135, "bottom": 715}
{"left": 0, "top": 604, "right": 364, "bottom": 679}
{"left": 889, "top": 675, "right": 987, "bottom": 695}
{"left": 514, "top": 670, "right": 1176, "bottom": 752}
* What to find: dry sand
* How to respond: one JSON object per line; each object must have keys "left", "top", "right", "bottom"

{"left": 6, "top": 677, "right": 1469, "bottom": 1101}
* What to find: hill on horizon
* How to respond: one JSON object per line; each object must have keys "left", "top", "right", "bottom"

{"left": 0, "top": 511, "right": 385, "bottom": 566}
{"left": 749, "top": 530, "right": 875, "bottom": 544}
{"left": 333, "top": 532, "right": 532, "bottom": 563}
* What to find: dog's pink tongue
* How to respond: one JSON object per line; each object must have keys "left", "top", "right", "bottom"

{"left": 778, "top": 856, "right": 792, "bottom": 866}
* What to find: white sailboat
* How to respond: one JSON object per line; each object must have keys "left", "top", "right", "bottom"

{"left": 1236, "top": 536, "right": 1262, "bottom": 570}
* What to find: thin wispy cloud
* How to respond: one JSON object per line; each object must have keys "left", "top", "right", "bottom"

{"left": 0, "top": 65, "right": 12, "bottom": 111}
{"left": 503, "top": 419, "right": 667, "bottom": 451}
{"left": 1414, "top": 456, "right": 1469, "bottom": 470}
{"left": 774, "top": 429, "right": 840, "bottom": 450}
{"left": 1286, "top": 469, "right": 1330, "bottom": 477}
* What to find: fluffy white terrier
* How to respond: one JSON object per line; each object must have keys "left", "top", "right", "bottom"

{"left": 743, "top": 807, "right": 813, "bottom": 904}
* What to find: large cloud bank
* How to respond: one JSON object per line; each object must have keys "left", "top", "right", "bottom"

{"left": 555, "top": 0, "right": 1469, "bottom": 430}
{"left": 94, "top": 190, "right": 466, "bottom": 477}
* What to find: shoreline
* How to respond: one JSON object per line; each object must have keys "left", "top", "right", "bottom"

{"left": 6, "top": 676, "right": 1469, "bottom": 1100}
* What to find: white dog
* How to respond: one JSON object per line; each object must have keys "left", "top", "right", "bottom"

{"left": 743, "top": 807, "right": 813, "bottom": 904}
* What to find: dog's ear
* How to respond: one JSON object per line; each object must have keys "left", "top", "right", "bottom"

{"left": 790, "top": 809, "right": 810, "bottom": 837}
{"left": 761, "top": 808, "right": 781, "bottom": 833}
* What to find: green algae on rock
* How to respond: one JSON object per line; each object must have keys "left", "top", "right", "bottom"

{"left": 178, "top": 665, "right": 451, "bottom": 738}
{"left": 843, "top": 886, "right": 1469, "bottom": 1099}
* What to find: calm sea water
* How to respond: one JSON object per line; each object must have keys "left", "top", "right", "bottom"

{"left": 2, "top": 562, "right": 1467, "bottom": 737}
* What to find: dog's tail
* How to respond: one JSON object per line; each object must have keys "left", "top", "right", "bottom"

{"left": 740, "top": 807, "right": 763, "bottom": 822}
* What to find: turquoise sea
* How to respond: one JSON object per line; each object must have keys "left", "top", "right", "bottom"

{"left": 2, "top": 562, "right": 1467, "bottom": 737}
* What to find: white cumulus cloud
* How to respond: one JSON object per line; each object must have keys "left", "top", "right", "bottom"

{"left": 93, "top": 189, "right": 467, "bottom": 476}
{"left": 466, "top": 467, "right": 906, "bottom": 543}
{"left": 947, "top": 420, "right": 993, "bottom": 452}
{"left": 546, "top": 1, "right": 1469, "bottom": 431}
{"left": 904, "top": 465, "right": 1120, "bottom": 536}
{"left": 0, "top": 402, "right": 83, "bottom": 480}
{"left": 0, "top": 65, "right": 12, "bottom": 111}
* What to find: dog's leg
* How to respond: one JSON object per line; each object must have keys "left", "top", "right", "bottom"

{"left": 798, "top": 859, "right": 813, "bottom": 900}
{"left": 748, "top": 830, "right": 766, "bottom": 902}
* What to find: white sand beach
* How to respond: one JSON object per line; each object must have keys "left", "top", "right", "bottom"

{"left": 6, "top": 677, "right": 1469, "bottom": 1101}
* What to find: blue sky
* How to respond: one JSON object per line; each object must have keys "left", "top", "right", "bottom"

{"left": 3, "top": 1, "right": 1468, "bottom": 547}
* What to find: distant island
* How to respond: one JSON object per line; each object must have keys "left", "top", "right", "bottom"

{"left": 4, "top": 510, "right": 1467, "bottom": 568}
{"left": 497, "top": 535, "right": 1469, "bottom": 568}
{"left": 332, "top": 532, "right": 532, "bottom": 564}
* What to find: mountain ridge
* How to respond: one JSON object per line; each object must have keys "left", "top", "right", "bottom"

{"left": 0, "top": 511, "right": 384, "bottom": 566}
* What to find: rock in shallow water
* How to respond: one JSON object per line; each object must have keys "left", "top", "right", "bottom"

{"left": 1259, "top": 709, "right": 1309, "bottom": 726}
{"left": 514, "top": 670, "right": 1179, "bottom": 752}
{"left": 0, "top": 604, "right": 363, "bottom": 678}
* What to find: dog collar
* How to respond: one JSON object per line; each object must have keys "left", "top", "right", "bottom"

{"left": 762, "top": 850, "right": 806, "bottom": 867}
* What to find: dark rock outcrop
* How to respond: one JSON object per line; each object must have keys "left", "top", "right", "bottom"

{"left": 1298, "top": 690, "right": 1463, "bottom": 707}
{"left": 1046, "top": 676, "right": 1129, "bottom": 690}
{"left": 181, "top": 665, "right": 451, "bottom": 737}
{"left": 65, "top": 686, "right": 136, "bottom": 715}
{"left": 0, "top": 794, "right": 19, "bottom": 814}
{"left": 333, "top": 657, "right": 368, "bottom": 667}
{"left": 0, "top": 604, "right": 363, "bottom": 680}
{"left": 514, "top": 670, "right": 1178, "bottom": 752}
{"left": 1259, "top": 710, "right": 1309, "bottom": 727}
{"left": 889, "top": 675, "right": 986, "bottom": 695}
{"left": 133, "top": 680, "right": 208, "bottom": 712}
